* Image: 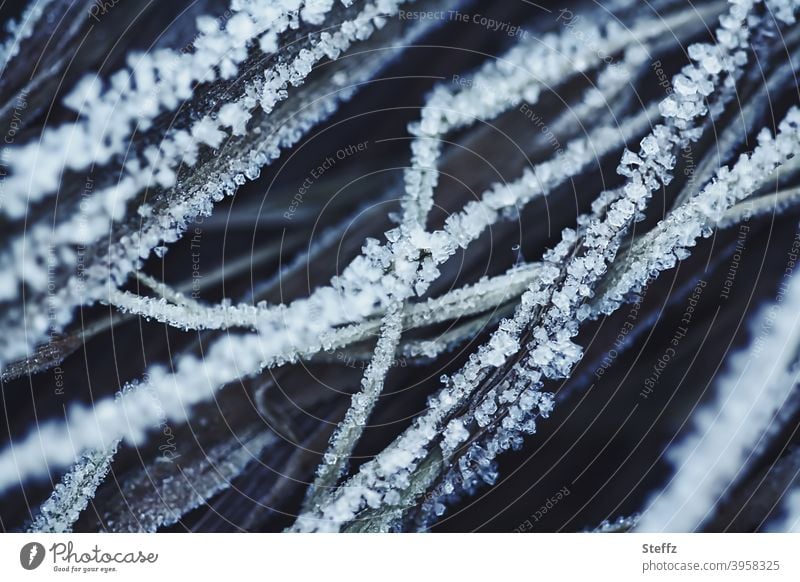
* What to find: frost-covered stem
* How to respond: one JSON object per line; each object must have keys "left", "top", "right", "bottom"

{"left": 111, "top": 261, "right": 540, "bottom": 343}
{"left": 635, "top": 273, "right": 800, "bottom": 532}
{"left": 0, "top": 0, "right": 55, "bottom": 70}
{"left": 27, "top": 444, "right": 118, "bottom": 533}
{"left": 303, "top": 306, "right": 404, "bottom": 515}
{"left": 107, "top": 288, "right": 265, "bottom": 331}
{"left": 715, "top": 185, "right": 800, "bottom": 229}
{"left": 133, "top": 271, "right": 205, "bottom": 309}
{"left": 325, "top": 310, "right": 504, "bottom": 364}
{"left": 400, "top": 310, "right": 506, "bottom": 360}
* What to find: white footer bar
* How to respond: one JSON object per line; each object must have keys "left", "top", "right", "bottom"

{"left": 1, "top": 533, "right": 798, "bottom": 581}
